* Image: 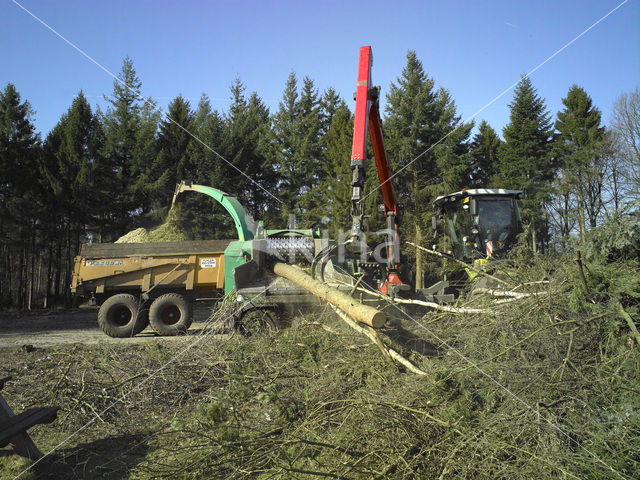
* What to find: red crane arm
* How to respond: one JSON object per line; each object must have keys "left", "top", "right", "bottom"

{"left": 368, "top": 109, "right": 397, "bottom": 217}
{"left": 349, "top": 46, "right": 402, "bottom": 293}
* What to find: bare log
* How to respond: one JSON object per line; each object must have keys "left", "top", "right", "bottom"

{"left": 472, "top": 288, "right": 548, "bottom": 299}
{"left": 273, "top": 263, "right": 386, "bottom": 328}
{"left": 330, "top": 306, "right": 427, "bottom": 375}
{"left": 348, "top": 284, "right": 496, "bottom": 315}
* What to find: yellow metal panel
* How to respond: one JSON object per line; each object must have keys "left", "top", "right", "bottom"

{"left": 73, "top": 245, "right": 228, "bottom": 295}
{"left": 142, "top": 273, "right": 151, "bottom": 291}
{"left": 194, "top": 254, "right": 225, "bottom": 288}
{"left": 186, "top": 256, "right": 196, "bottom": 290}
{"left": 217, "top": 255, "right": 225, "bottom": 286}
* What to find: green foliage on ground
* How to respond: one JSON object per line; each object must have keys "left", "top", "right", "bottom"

{"left": 3, "top": 226, "right": 638, "bottom": 478}
{"left": 0, "top": 455, "right": 33, "bottom": 479}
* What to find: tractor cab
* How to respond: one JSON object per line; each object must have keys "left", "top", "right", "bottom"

{"left": 433, "top": 189, "right": 523, "bottom": 261}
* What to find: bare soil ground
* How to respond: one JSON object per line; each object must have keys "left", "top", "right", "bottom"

{"left": 0, "top": 303, "right": 219, "bottom": 348}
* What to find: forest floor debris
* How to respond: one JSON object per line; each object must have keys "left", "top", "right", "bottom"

{"left": 2, "top": 210, "right": 639, "bottom": 479}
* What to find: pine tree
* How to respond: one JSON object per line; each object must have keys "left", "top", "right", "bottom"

{"left": 184, "top": 94, "right": 226, "bottom": 188}
{"left": 223, "top": 79, "right": 275, "bottom": 220}
{"left": 319, "top": 87, "right": 342, "bottom": 136}
{"left": 41, "top": 120, "right": 66, "bottom": 305}
{"left": 433, "top": 88, "right": 474, "bottom": 195}
{"left": 553, "top": 85, "right": 606, "bottom": 240}
{"left": 58, "top": 92, "right": 103, "bottom": 234}
{"left": 101, "top": 57, "right": 158, "bottom": 237}
{"left": 150, "top": 95, "right": 193, "bottom": 215}
{"left": 318, "top": 99, "right": 353, "bottom": 238}
{"left": 0, "top": 84, "right": 41, "bottom": 220}
{"left": 178, "top": 94, "right": 231, "bottom": 239}
{"left": 469, "top": 120, "right": 501, "bottom": 187}
{"left": 0, "top": 84, "right": 42, "bottom": 308}
{"left": 296, "top": 76, "right": 324, "bottom": 224}
{"left": 384, "top": 51, "right": 472, "bottom": 286}
{"left": 271, "top": 73, "right": 324, "bottom": 226}
{"left": 41, "top": 91, "right": 104, "bottom": 304}
{"left": 271, "top": 72, "right": 299, "bottom": 223}
{"left": 184, "top": 94, "right": 225, "bottom": 186}
{"left": 496, "top": 77, "right": 554, "bottom": 252}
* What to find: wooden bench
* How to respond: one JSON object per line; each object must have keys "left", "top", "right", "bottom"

{"left": 0, "top": 376, "right": 60, "bottom": 460}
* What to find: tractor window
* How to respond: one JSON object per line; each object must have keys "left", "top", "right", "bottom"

{"left": 444, "top": 203, "right": 472, "bottom": 259}
{"left": 477, "top": 198, "right": 517, "bottom": 246}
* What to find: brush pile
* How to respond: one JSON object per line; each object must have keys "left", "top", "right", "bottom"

{"left": 2, "top": 207, "right": 638, "bottom": 479}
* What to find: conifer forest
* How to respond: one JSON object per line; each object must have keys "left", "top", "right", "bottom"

{"left": 1, "top": 53, "right": 637, "bottom": 310}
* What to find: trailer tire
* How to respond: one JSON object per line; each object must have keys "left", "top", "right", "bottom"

{"left": 98, "top": 294, "right": 149, "bottom": 338}
{"left": 149, "top": 293, "right": 193, "bottom": 336}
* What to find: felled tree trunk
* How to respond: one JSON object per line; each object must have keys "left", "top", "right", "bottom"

{"left": 273, "top": 263, "right": 385, "bottom": 328}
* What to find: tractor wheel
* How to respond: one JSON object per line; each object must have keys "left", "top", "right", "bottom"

{"left": 98, "top": 294, "right": 149, "bottom": 338}
{"left": 237, "top": 308, "right": 280, "bottom": 337}
{"left": 149, "top": 293, "right": 193, "bottom": 336}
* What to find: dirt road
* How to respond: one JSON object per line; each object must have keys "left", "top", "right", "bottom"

{"left": 0, "top": 303, "right": 221, "bottom": 348}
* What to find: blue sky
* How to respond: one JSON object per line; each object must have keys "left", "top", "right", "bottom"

{"left": 1, "top": 0, "right": 638, "bottom": 139}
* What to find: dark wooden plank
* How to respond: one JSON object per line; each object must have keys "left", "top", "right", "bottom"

{"left": 80, "top": 239, "right": 234, "bottom": 258}
{"left": 0, "top": 407, "right": 59, "bottom": 446}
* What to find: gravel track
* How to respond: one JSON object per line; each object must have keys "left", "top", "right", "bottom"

{"left": 0, "top": 303, "right": 219, "bottom": 348}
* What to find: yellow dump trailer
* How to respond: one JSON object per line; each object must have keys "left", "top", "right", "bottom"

{"left": 71, "top": 240, "right": 232, "bottom": 338}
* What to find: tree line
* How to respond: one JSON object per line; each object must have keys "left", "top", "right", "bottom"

{"left": 1, "top": 52, "right": 638, "bottom": 309}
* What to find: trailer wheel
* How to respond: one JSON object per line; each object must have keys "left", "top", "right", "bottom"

{"left": 98, "top": 294, "right": 149, "bottom": 338}
{"left": 237, "top": 308, "right": 280, "bottom": 337}
{"left": 149, "top": 293, "right": 193, "bottom": 336}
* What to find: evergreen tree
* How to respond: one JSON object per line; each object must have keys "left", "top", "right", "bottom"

{"left": 150, "top": 95, "right": 193, "bottom": 214}
{"left": 41, "top": 120, "right": 66, "bottom": 304}
{"left": 178, "top": 94, "right": 231, "bottom": 239}
{"left": 0, "top": 84, "right": 42, "bottom": 308}
{"left": 433, "top": 88, "right": 474, "bottom": 194}
{"left": 271, "top": 73, "right": 324, "bottom": 226}
{"left": 41, "top": 91, "right": 104, "bottom": 303}
{"left": 101, "top": 57, "right": 158, "bottom": 237}
{"left": 318, "top": 100, "right": 353, "bottom": 238}
{"left": 0, "top": 84, "right": 41, "bottom": 224}
{"left": 496, "top": 77, "right": 554, "bottom": 252}
{"left": 54, "top": 92, "right": 103, "bottom": 235}
{"left": 319, "top": 87, "right": 342, "bottom": 136}
{"left": 553, "top": 85, "right": 606, "bottom": 240}
{"left": 469, "top": 120, "right": 501, "bottom": 187}
{"left": 296, "top": 76, "right": 324, "bottom": 224}
{"left": 223, "top": 79, "right": 275, "bottom": 220}
{"left": 184, "top": 94, "right": 226, "bottom": 186}
{"left": 384, "top": 51, "right": 472, "bottom": 286}
{"left": 272, "top": 72, "right": 299, "bottom": 223}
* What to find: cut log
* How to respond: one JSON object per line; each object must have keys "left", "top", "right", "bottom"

{"left": 273, "top": 263, "right": 385, "bottom": 328}
{"left": 330, "top": 306, "right": 427, "bottom": 375}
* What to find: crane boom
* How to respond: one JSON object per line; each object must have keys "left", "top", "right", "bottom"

{"left": 349, "top": 46, "right": 403, "bottom": 295}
